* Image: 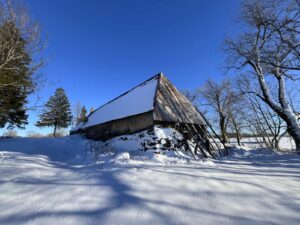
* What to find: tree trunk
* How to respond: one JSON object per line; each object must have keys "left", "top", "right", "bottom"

{"left": 294, "top": 137, "right": 300, "bottom": 153}
{"left": 53, "top": 124, "right": 57, "bottom": 138}
{"left": 255, "top": 70, "right": 300, "bottom": 152}
{"left": 277, "top": 75, "right": 300, "bottom": 152}
{"left": 235, "top": 130, "right": 241, "bottom": 146}
{"left": 220, "top": 115, "right": 228, "bottom": 145}
{"left": 231, "top": 116, "right": 241, "bottom": 146}
{"left": 271, "top": 137, "right": 279, "bottom": 150}
{"left": 264, "top": 104, "right": 300, "bottom": 152}
{"left": 285, "top": 120, "right": 300, "bottom": 152}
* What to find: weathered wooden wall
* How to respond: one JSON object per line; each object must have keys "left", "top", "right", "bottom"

{"left": 153, "top": 74, "right": 206, "bottom": 125}
{"left": 82, "top": 111, "right": 153, "bottom": 141}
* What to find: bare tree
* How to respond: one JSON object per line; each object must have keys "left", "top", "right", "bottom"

{"left": 0, "top": 0, "right": 44, "bottom": 83}
{"left": 72, "top": 102, "right": 88, "bottom": 126}
{"left": 236, "top": 75, "right": 288, "bottom": 149}
{"left": 227, "top": 99, "right": 245, "bottom": 146}
{"left": 245, "top": 93, "right": 285, "bottom": 149}
{"left": 198, "top": 80, "right": 236, "bottom": 145}
{"left": 3, "top": 129, "right": 17, "bottom": 137}
{"left": 181, "top": 90, "right": 199, "bottom": 104}
{"left": 224, "top": 0, "right": 300, "bottom": 152}
{"left": 26, "top": 130, "right": 44, "bottom": 138}
{"left": 73, "top": 101, "right": 82, "bottom": 126}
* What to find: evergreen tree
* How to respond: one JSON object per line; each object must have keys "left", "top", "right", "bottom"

{"left": 36, "top": 88, "right": 72, "bottom": 137}
{"left": 78, "top": 106, "right": 87, "bottom": 125}
{"left": 0, "top": 21, "right": 34, "bottom": 129}
{"left": 0, "top": 1, "right": 45, "bottom": 129}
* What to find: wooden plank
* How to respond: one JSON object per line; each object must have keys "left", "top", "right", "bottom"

{"left": 154, "top": 74, "right": 206, "bottom": 125}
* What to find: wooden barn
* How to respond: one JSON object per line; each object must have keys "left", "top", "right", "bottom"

{"left": 71, "top": 73, "right": 220, "bottom": 156}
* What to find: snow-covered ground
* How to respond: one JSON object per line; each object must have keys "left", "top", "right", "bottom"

{"left": 228, "top": 136, "right": 296, "bottom": 150}
{"left": 0, "top": 134, "right": 299, "bottom": 225}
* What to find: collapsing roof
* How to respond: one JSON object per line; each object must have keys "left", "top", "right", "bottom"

{"left": 72, "top": 73, "right": 206, "bottom": 133}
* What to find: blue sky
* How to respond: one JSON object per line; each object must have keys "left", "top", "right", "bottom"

{"left": 13, "top": 0, "right": 241, "bottom": 136}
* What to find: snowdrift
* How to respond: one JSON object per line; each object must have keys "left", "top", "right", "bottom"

{"left": 0, "top": 135, "right": 92, "bottom": 164}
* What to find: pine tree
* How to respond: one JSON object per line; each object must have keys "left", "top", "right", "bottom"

{"left": 0, "top": 21, "right": 34, "bottom": 129}
{"left": 0, "top": 1, "right": 45, "bottom": 129}
{"left": 36, "top": 88, "right": 72, "bottom": 137}
{"left": 78, "top": 106, "right": 87, "bottom": 125}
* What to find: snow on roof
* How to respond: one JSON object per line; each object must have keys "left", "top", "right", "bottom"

{"left": 74, "top": 76, "right": 159, "bottom": 130}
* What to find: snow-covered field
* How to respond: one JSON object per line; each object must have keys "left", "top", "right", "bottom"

{"left": 0, "top": 134, "right": 299, "bottom": 225}
{"left": 228, "top": 136, "right": 296, "bottom": 150}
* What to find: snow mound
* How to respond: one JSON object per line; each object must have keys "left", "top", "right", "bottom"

{"left": 92, "top": 126, "right": 189, "bottom": 153}
{"left": 0, "top": 134, "right": 93, "bottom": 164}
{"left": 85, "top": 126, "right": 205, "bottom": 168}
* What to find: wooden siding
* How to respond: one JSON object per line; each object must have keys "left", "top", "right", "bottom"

{"left": 82, "top": 111, "right": 153, "bottom": 141}
{"left": 153, "top": 74, "right": 206, "bottom": 125}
